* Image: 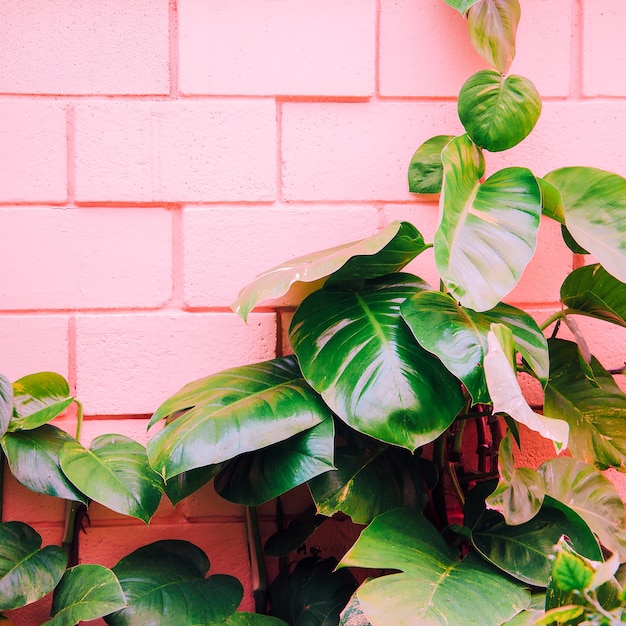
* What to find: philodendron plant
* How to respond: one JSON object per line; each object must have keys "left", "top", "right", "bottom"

{"left": 145, "top": 0, "right": 626, "bottom": 624}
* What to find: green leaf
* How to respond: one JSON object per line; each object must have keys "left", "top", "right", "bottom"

{"left": 106, "top": 540, "right": 242, "bottom": 626}
{"left": 544, "top": 167, "right": 626, "bottom": 283}
{"left": 407, "top": 135, "right": 454, "bottom": 194}
{"left": 537, "top": 177, "right": 565, "bottom": 224}
{"left": 0, "top": 374, "right": 12, "bottom": 438}
{"left": 163, "top": 463, "right": 226, "bottom": 506}
{"left": 231, "top": 221, "right": 429, "bottom": 322}
{"left": 339, "top": 509, "right": 529, "bottom": 625}
{"left": 264, "top": 505, "right": 328, "bottom": 558}
{"left": 268, "top": 557, "right": 357, "bottom": 626}
{"left": 47, "top": 564, "right": 126, "bottom": 626}
{"left": 534, "top": 605, "right": 585, "bottom": 625}
{"left": 214, "top": 418, "right": 335, "bottom": 506}
{"left": 458, "top": 70, "right": 541, "bottom": 152}
{"left": 552, "top": 547, "right": 594, "bottom": 593}
{"left": 289, "top": 274, "right": 464, "bottom": 450}
{"left": 2, "top": 425, "right": 87, "bottom": 503}
{"left": 147, "top": 356, "right": 333, "bottom": 481}
{"left": 435, "top": 135, "right": 541, "bottom": 311}
{"left": 223, "top": 614, "right": 287, "bottom": 626}
{"left": 10, "top": 372, "right": 74, "bottom": 432}
{"left": 339, "top": 594, "right": 372, "bottom": 626}
{"left": 561, "top": 225, "right": 589, "bottom": 255}
{"left": 544, "top": 338, "right": 626, "bottom": 470}
{"left": 467, "top": 0, "right": 520, "bottom": 73}
{"left": 0, "top": 522, "right": 67, "bottom": 611}
{"left": 401, "top": 291, "right": 548, "bottom": 403}
{"left": 60, "top": 434, "right": 163, "bottom": 523}
{"left": 443, "top": 0, "right": 482, "bottom": 15}
{"left": 560, "top": 263, "right": 626, "bottom": 328}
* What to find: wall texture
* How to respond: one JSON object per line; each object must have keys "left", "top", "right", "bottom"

{"left": 1, "top": 0, "right": 625, "bottom": 623}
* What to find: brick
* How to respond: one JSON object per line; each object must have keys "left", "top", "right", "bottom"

{"left": 0, "top": 315, "right": 69, "bottom": 381}
{"left": 282, "top": 102, "right": 463, "bottom": 202}
{"left": 183, "top": 205, "right": 380, "bottom": 308}
{"left": 75, "top": 312, "right": 277, "bottom": 415}
{"left": 582, "top": 1, "right": 626, "bottom": 96}
{"left": 2, "top": 474, "right": 66, "bottom": 524}
{"left": 0, "top": 0, "right": 168, "bottom": 95}
{"left": 75, "top": 101, "right": 276, "bottom": 203}
{"left": 0, "top": 101, "right": 66, "bottom": 202}
{"left": 0, "top": 208, "right": 171, "bottom": 310}
{"left": 179, "top": 0, "right": 375, "bottom": 97}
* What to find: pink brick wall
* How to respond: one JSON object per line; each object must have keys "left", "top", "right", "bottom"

{"left": 1, "top": 1, "right": 625, "bottom": 623}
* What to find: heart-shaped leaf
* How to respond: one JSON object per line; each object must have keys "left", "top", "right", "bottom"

{"left": 545, "top": 338, "right": 626, "bottom": 470}
{"left": 60, "top": 434, "right": 163, "bottom": 523}
{"left": 0, "top": 522, "right": 67, "bottom": 611}
{"left": 458, "top": 70, "right": 541, "bottom": 152}
{"left": 232, "top": 221, "right": 429, "bottom": 322}
{"left": 0, "top": 374, "right": 12, "bottom": 438}
{"left": 163, "top": 464, "right": 226, "bottom": 506}
{"left": 444, "top": 0, "right": 482, "bottom": 15}
{"left": 467, "top": 0, "right": 520, "bottom": 74}
{"left": 214, "top": 418, "right": 335, "bottom": 506}
{"left": 290, "top": 274, "right": 464, "bottom": 450}
{"left": 2, "top": 425, "right": 87, "bottom": 503}
{"left": 561, "top": 263, "right": 626, "bottom": 328}
{"left": 47, "top": 564, "right": 126, "bottom": 626}
{"left": 10, "top": 372, "right": 74, "bottom": 432}
{"left": 147, "top": 356, "right": 332, "bottom": 481}
{"left": 435, "top": 135, "right": 541, "bottom": 311}
{"left": 339, "top": 509, "right": 529, "bottom": 625}
{"left": 106, "top": 540, "right": 242, "bottom": 626}
{"left": 402, "top": 291, "right": 548, "bottom": 403}
{"left": 408, "top": 135, "right": 454, "bottom": 194}
{"left": 544, "top": 167, "right": 626, "bottom": 283}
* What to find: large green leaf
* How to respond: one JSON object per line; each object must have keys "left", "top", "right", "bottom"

{"left": 289, "top": 274, "right": 464, "bottom": 450}
{"left": 47, "top": 564, "right": 126, "bottom": 626}
{"left": 458, "top": 70, "right": 541, "bottom": 153}
{"left": 10, "top": 372, "right": 74, "bottom": 432}
{"left": 435, "top": 135, "right": 541, "bottom": 311}
{"left": 538, "top": 457, "right": 626, "bottom": 559}
{"left": 231, "top": 222, "right": 429, "bottom": 322}
{"left": 339, "top": 509, "right": 529, "bottom": 625}
{"left": 147, "top": 356, "right": 332, "bottom": 481}
{"left": 538, "top": 177, "right": 565, "bottom": 224}
{"left": 560, "top": 263, "right": 626, "bottom": 328}
{"left": 443, "top": 0, "right": 482, "bottom": 15}
{"left": 2, "top": 425, "right": 87, "bottom": 503}
{"left": 407, "top": 135, "right": 454, "bottom": 194}
{"left": 401, "top": 291, "right": 548, "bottom": 403}
{"left": 106, "top": 540, "right": 242, "bottom": 626}
{"left": 544, "top": 167, "right": 626, "bottom": 283}
{"left": 544, "top": 338, "right": 626, "bottom": 470}
{"left": 0, "top": 374, "right": 12, "bottom": 438}
{"left": 467, "top": 0, "right": 520, "bottom": 74}
{"left": 0, "top": 522, "right": 67, "bottom": 611}
{"left": 214, "top": 418, "right": 335, "bottom": 506}
{"left": 224, "top": 615, "right": 287, "bottom": 626}
{"left": 60, "top": 434, "right": 163, "bottom": 523}
{"left": 163, "top": 463, "right": 226, "bottom": 506}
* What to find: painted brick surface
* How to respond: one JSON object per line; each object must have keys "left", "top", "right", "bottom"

{"left": 179, "top": 0, "right": 375, "bottom": 96}
{"left": 0, "top": 0, "right": 169, "bottom": 95}
{"left": 75, "top": 101, "right": 276, "bottom": 202}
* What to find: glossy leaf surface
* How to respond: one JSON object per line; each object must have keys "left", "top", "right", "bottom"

{"left": 107, "top": 541, "right": 242, "bottom": 626}
{"left": 0, "top": 522, "right": 67, "bottom": 611}
{"left": 407, "top": 135, "right": 454, "bottom": 194}
{"left": 0, "top": 374, "right": 12, "bottom": 438}
{"left": 214, "top": 418, "right": 335, "bottom": 505}
{"left": 60, "top": 434, "right": 163, "bottom": 523}
{"left": 232, "top": 221, "right": 428, "bottom": 321}
{"left": 544, "top": 167, "right": 626, "bottom": 283}
{"left": 163, "top": 463, "right": 226, "bottom": 506}
{"left": 544, "top": 339, "right": 626, "bottom": 470}
{"left": 48, "top": 565, "right": 126, "bottom": 626}
{"left": 290, "top": 274, "right": 464, "bottom": 450}
{"left": 148, "top": 356, "right": 332, "bottom": 480}
{"left": 538, "top": 177, "right": 565, "bottom": 224}
{"left": 2, "top": 425, "right": 87, "bottom": 503}
{"left": 340, "top": 509, "right": 529, "bottom": 625}
{"left": 435, "top": 135, "right": 541, "bottom": 311}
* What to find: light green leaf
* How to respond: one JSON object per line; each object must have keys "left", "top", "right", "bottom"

{"left": 60, "top": 434, "right": 163, "bottom": 523}
{"left": 544, "top": 167, "right": 626, "bottom": 283}
{"left": 224, "top": 615, "right": 287, "bottom": 626}
{"left": 0, "top": 374, "right": 12, "bottom": 438}
{"left": 552, "top": 544, "right": 595, "bottom": 593}
{"left": 467, "top": 0, "right": 520, "bottom": 73}
{"left": 408, "top": 135, "right": 454, "bottom": 194}
{"left": 443, "top": 0, "right": 482, "bottom": 15}
{"left": 537, "top": 177, "right": 565, "bottom": 224}
{"left": 435, "top": 135, "right": 541, "bottom": 311}
{"left": 458, "top": 70, "right": 541, "bottom": 152}
{"left": 534, "top": 605, "right": 584, "bottom": 625}
{"left": 289, "top": 274, "right": 465, "bottom": 450}
{"left": 147, "top": 356, "right": 332, "bottom": 481}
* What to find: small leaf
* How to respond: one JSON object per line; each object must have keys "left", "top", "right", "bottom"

{"left": 552, "top": 545, "right": 594, "bottom": 592}
{"left": 443, "top": 0, "right": 482, "bottom": 15}
{"left": 534, "top": 605, "right": 585, "bottom": 625}
{"left": 0, "top": 374, "right": 12, "bottom": 438}
{"left": 537, "top": 177, "right": 565, "bottom": 224}
{"left": 408, "top": 135, "right": 454, "bottom": 194}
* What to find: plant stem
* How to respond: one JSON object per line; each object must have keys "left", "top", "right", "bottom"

{"left": 74, "top": 400, "right": 84, "bottom": 443}
{"left": 431, "top": 434, "right": 449, "bottom": 529}
{"left": 539, "top": 310, "right": 564, "bottom": 331}
{"left": 246, "top": 506, "right": 267, "bottom": 614}
{"left": 582, "top": 589, "right": 618, "bottom": 622}
{"left": 0, "top": 447, "right": 4, "bottom": 522}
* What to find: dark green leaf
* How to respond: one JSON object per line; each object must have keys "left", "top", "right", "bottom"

{"left": 0, "top": 522, "right": 67, "bottom": 611}
{"left": 264, "top": 505, "right": 327, "bottom": 558}
{"left": 223, "top": 614, "right": 287, "bottom": 626}
{"left": 0, "top": 374, "right": 12, "bottom": 438}
{"left": 538, "top": 177, "right": 565, "bottom": 224}
{"left": 407, "top": 135, "right": 454, "bottom": 194}
{"left": 60, "top": 434, "right": 163, "bottom": 523}
{"left": 163, "top": 463, "right": 226, "bottom": 506}
{"left": 290, "top": 274, "right": 464, "bottom": 450}
{"left": 147, "top": 356, "right": 333, "bottom": 481}
{"left": 458, "top": 70, "right": 541, "bottom": 152}
{"left": 561, "top": 225, "right": 589, "bottom": 255}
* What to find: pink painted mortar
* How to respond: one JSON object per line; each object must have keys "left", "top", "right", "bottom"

{"left": 0, "top": 1, "right": 625, "bottom": 623}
